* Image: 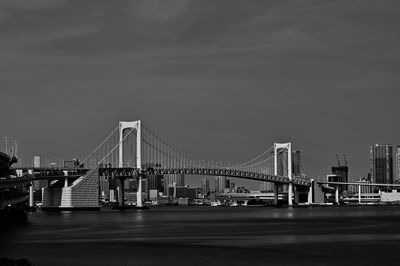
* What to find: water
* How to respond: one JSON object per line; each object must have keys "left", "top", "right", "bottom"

{"left": 2, "top": 206, "right": 400, "bottom": 265}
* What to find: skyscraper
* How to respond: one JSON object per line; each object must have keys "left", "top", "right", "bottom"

{"left": 33, "top": 156, "right": 40, "bottom": 168}
{"left": 396, "top": 146, "right": 400, "bottom": 183}
{"left": 163, "top": 174, "right": 185, "bottom": 195}
{"left": 214, "top": 176, "right": 226, "bottom": 194}
{"left": 331, "top": 165, "right": 349, "bottom": 192}
{"left": 201, "top": 178, "right": 210, "bottom": 195}
{"left": 369, "top": 144, "right": 393, "bottom": 184}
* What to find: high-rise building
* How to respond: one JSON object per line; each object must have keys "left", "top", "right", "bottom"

{"left": 369, "top": 144, "right": 393, "bottom": 184}
{"left": 147, "top": 174, "right": 163, "bottom": 192}
{"left": 164, "top": 174, "right": 185, "bottom": 196}
{"left": 33, "top": 156, "right": 40, "bottom": 168}
{"left": 396, "top": 146, "right": 400, "bottom": 183}
{"left": 201, "top": 178, "right": 210, "bottom": 195}
{"left": 214, "top": 176, "right": 226, "bottom": 193}
{"left": 331, "top": 165, "right": 349, "bottom": 192}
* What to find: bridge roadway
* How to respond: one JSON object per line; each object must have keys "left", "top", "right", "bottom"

{"left": 0, "top": 167, "right": 89, "bottom": 189}
{"left": 98, "top": 167, "right": 312, "bottom": 187}
{"left": 317, "top": 181, "right": 400, "bottom": 188}
{"left": 0, "top": 166, "right": 311, "bottom": 189}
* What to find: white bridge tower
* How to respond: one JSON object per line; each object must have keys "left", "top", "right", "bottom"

{"left": 118, "top": 121, "right": 143, "bottom": 208}
{"left": 274, "top": 142, "right": 293, "bottom": 206}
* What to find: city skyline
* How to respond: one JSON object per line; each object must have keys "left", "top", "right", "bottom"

{"left": 1, "top": 2, "right": 400, "bottom": 265}
{"left": 1, "top": 0, "right": 399, "bottom": 184}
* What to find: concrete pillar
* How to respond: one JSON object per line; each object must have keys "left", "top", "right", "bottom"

{"left": 335, "top": 186, "right": 339, "bottom": 204}
{"left": 358, "top": 185, "right": 361, "bottom": 203}
{"left": 288, "top": 183, "right": 293, "bottom": 206}
{"left": 274, "top": 184, "right": 279, "bottom": 205}
{"left": 63, "top": 171, "right": 68, "bottom": 188}
{"left": 307, "top": 180, "right": 313, "bottom": 204}
{"left": 109, "top": 189, "right": 116, "bottom": 202}
{"left": 117, "top": 178, "right": 124, "bottom": 208}
{"left": 29, "top": 182, "right": 34, "bottom": 207}
{"left": 294, "top": 185, "right": 299, "bottom": 204}
{"left": 63, "top": 171, "right": 68, "bottom": 187}
{"left": 137, "top": 176, "right": 143, "bottom": 208}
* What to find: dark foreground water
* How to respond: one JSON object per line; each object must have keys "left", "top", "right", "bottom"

{"left": 2, "top": 206, "right": 400, "bottom": 266}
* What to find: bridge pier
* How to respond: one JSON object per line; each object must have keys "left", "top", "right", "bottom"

{"left": 307, "top": 179, "right": 313, "bottom": 204}
{"left": 294, "top": 185, "right": 299, "bottom": 204}
{"left": 137, "top": 175, "right": 143, "bottom": 208}
{"left": 117, "top": 177, "right": 125, "bottom": 208}
{"left": 27, "top": 170, "right": 35, "bottom": 211}
{"left": 358, "top": 185, "right": 361, "bottom": 203}
{"left": 335, "top": 186, "right": 339, "bottom": 204}
{"left": 63, "top": 171, "right": 68, "bottom": 187}
{"left": 288, "top": 183, "right": 293, "bottom": 206}
{"left": 274, "top": 184, "right": 279, "bottom": 205}
{"left": 29, "top": 182, "right": 35, "bottom": 209}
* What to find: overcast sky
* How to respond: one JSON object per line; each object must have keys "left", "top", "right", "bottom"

{"left": 1, "top": 0, "right": 399, "bottom": 186}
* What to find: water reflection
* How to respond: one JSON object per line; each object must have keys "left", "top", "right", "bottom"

{"left": 4, "top": 206, "right": 400, "bottom": 265}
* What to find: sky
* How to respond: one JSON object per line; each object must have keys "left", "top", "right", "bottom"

{"left": 0, "top": 0, "right": 399, "bottom": 188}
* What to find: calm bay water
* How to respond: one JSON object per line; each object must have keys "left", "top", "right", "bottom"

{"left": 2, "top": 206, "right": 400, "bottom": 265}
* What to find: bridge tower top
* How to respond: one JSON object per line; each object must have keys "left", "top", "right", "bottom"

{"left": 118, "top": 121, "right": 141, "bottom": 169}
{"left": 273, "top": 142, "right": 292, "bottom": 181}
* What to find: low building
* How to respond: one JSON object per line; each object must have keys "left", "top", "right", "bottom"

{"left": 381, "top": 190, "right": 400, "bottom": 202}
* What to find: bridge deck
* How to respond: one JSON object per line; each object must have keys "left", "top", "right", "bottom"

{"left": 1, "top": 167, "right": 312, "bottom": 188}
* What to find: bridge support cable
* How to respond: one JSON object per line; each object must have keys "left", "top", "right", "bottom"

{"left": 79, "top": 126, "right": 119, "bottom": 168}
{"left": 233, "top": 145, "right": 274, "bottom": 169}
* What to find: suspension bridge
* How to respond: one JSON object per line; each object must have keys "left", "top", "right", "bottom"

{"left": 3, "top": 120, "right": 313, "bottom": 209}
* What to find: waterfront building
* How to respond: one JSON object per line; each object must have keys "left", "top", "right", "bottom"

{"left": 396, "top": 146, "right": 400, "bottom": 183}
{"left": 33, "top": 156, "right": 40, "bottom": 168}
{"left": 225, "top": 179, "right": 231, "bottom": 192}
{"left": 164, "top": 174, "right": 185, "bottom": 196}
{"left": 167, "top": 186, "right": 200, "bottom": 200}
{"left": 147, "top": 174, "right": 163, "bottom": 192}
{"left": 235, "top": 186, "right": 250, "bottom": 193}
{"left": 331, "top": 165, "right": 349, "bottom": 192}
{"left": 215, "top": 176, "right": 226, "bottom": 194}
{"left": 141, "top": 163, "right": 164, "bottom": 197}
{"left": 201, "top": 178, "right": 210, "bottom": 195}
{"left": 357, "top": 178, "right": 373, "bottom": 194}
{"left": 229, "top": 181, "right": 235, "bottom": 192}
{"left": 63, "top": 158, "right": 80, "bottom": 168}
{"left": 260, "top": 182, "right": 267, "bottom": 192}
{"left": 32, "top": 155, "right": 48, "bottom": 194}
{"left": 369, "top": 144, "right": 393, "bottom": 184}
